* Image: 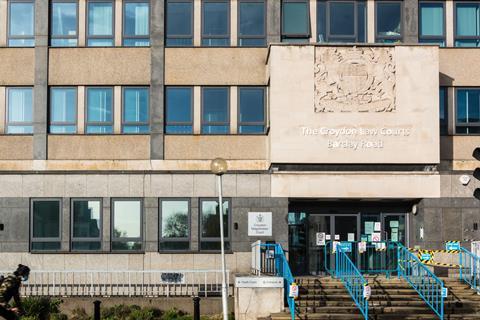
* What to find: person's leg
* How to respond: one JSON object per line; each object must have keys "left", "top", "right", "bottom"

{"left": 0, "top": 306, "right": 17, "bottom": 320}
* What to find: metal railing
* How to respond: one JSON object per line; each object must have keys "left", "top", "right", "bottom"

{"left": 1, "top": 270, "right": 232, "bottom": 298}
{"left": 397, "top": 244, "right": 444, "bottom": 319}
{"left": 459, "top": 247, "right": 480, "bottom": 293}
{"left": 324, "top": 241, "right": 399, "bottom": 276}
{"left": 252, "top": 242, "right": 296, "bottom": 320}
{"left": 335, "top": 246, "right": 369, "bottom": 320}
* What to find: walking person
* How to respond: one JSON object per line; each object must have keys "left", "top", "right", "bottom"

{"left": 0, "top": 265, "right": 30, "bottom": 320}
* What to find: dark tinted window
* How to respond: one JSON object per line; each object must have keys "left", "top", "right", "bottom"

{"left": 455, "top": 3, "right": 480, "bottom": 47}
{"left": 31, "top": 200, "right": 61, "bottom": 251}
{"left": 166, "top": 0, "right": 193, "bottom": 46}
{"left": 376, "top": 2, "right": 402, "bottom": 42}
{"left": 202, "top": 0, "right": 230, "bottom": 46}
{"left": 456, "top": 89, "right": 480, "bottom": 134}
{"left": 439, "top": 87, "right": 447, "bottom": 135}
{"left": 159, "top": 199, "right": 190, "bottom": 251}
{"left": 239, "top": 87, "right": 265, "bottom": 134}
{"left": 282, "top": 0, "right": 310, "bottom": 42}
{"left": 239, "top": 0, "right": 266, "bottom": 46}
{"left": 165, "top": 87, "right": 193, "bottom": 134}
{"left": 200, "top": 199, "right": 230, "bottom": 251}
{"left": 202, "top": 87, "right": 229, "bottom": 134}
{"left": 123, "top": 1, "right": 150, "bottom": 46}
{"left": 71, "top": 200, "right": 102, "bottom": 251}
{"left": 419, "top": 2, "right": 445, "bottom": 46}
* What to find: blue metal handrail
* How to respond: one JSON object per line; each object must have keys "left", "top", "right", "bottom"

{"left": 335, "top": 245, "right": 369, "bottom": 319}
{"left": 324, "top": 240, "right": 399, "bottom": 276}
{"left": 459, "top": 247, "right": 480, "bottom": 293}
{"left": 397, "top": 243, "right": 444, "bottom": 319}
{"left": 258, "top": 243, "right": 296, "bottom": 320}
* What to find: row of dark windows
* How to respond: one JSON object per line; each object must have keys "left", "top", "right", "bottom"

{"left": 6, "top": 0, "right": 480, "bottom": 48}
{"left": 31, "top": 198, "right": 231, "bottom": 252}
{"left": 5, "top": 86, "right": 266, "bottom": 135}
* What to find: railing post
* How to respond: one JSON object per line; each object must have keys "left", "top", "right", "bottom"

{"left": 460, "top": 251, "right": 463, "bottom": 282}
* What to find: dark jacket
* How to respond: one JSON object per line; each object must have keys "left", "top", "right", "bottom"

{"left": 0, "top": 274, "right": 22, "bottom": 310}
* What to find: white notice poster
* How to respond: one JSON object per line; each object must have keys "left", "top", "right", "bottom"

{"left": 316, "top": 232, "right": 326, "bottom": 246}
{"left": 348, "top": 233, "right": 355, "bottom": 242}
{"left": 374, "top": 222, "right": 381, "bottom": 231}
{"left": 248, "top": 212, "right": 273, "bottom": 236}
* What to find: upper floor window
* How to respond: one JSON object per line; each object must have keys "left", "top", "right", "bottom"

{"left": 456, "top": 88, "right": 480, "bottom": 134}
{"left": 282, "top": 0, "right": 310, "bottom": 42}
{"left": 7, "top": 87, "right": 33, "bottom": 134}
{"left": 31, "top": 199, "right": 62, "bottom": 251}
{"left": 238, "top": 87, "right": 265, "bottom": 134}
{"left": 455, "top": 2, "right": 480, "bottom": 47}
{"left": 200, "top": 198, "right": 230, "bottom": 251}
{"left": 159, "top": 199, "right": 190, "bottom": 251}
{"left": 8, "top": 0, "right": 35, "bottom": 47}
{"left": 111, "top": 199, "right": 143, "bottom": 251}
{"left": 87, "top": 0, "right": 114, "bottom": 46}
{"left": 376, "top": 1, "right": 402, "bottom": 43}
{"left": 71, "top": 199, "right": 102, "bottom": 251}
{"left": 86, "top": 87, "right": 113, "bottom": 134}
{"left": 202, "top": 0, "right": 230, "bottom": 46}
{"left": 317, "top": 0, "right": 366, "bottom": 43}
{"left": 202, "top": 87, "right": 230, "bottom": 134}
{"left": 239, "top": 0, "right": 266, "bottom": 46}
{"left": 122, "top": 87, "right": 149, "bottom": 134}
{"left": 440, "top": 87, "right": 447, "bottom": 135}
{"left": 123, "top": 0, "right": 150, "bottom": 46}
{"left": 50, "top": 87, "right": 77, "bottom": 134}
{"left": 419, "top": 2, "right": 445, "bottom": 46}
{"left": 166, "top": 0, "right": 193, "bottom": 46}
{"left": 165, "top": 87, "right": 193, "bottom": 134}
{"left": 51, "top": 1, "right": 78, "bottom": 47}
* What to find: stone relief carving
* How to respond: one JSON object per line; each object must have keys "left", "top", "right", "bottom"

{"left": 314, "top": 47, "right": 396, "bottom": 113}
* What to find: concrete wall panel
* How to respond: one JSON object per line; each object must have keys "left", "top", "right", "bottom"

{"left": 49, "top": 48, "right": 150, "bottom": 85}
{"left": 164, "top": 135, "right": 267, "bottom": 160}
{"left": 0, "top": 136, "right": 33, "bottom": 160}
{"left": 48, "top": 135, "right": 150, "bottom": 160}
{"left": 0, "top": 49, "right": 35, "bottom": 85}
{"left": 440, "top": 49, "right": 480, "bottom": 86}
{"left": 165, "top": 48, "right": 267, "bottom": 85}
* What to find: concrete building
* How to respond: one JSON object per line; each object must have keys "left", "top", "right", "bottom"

{"left": 0, "top": 0, "right": 478, "bottom": 278}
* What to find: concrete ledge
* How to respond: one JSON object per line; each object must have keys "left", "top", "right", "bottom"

{"left": 48, "top": 135, "right": 150, "bottom": 160}
{"left": 271, "top": 172, "right": 441, "bottom": 198}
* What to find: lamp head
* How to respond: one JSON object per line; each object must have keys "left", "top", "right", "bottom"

{"left": 211, "top": 158, "right": 228, "bottom": 175}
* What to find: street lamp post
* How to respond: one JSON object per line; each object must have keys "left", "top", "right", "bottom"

{"left": 210, "top": 158, "right": 229, "bottom": 320}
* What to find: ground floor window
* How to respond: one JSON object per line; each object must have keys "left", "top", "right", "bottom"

{"left": 159, "top": 198, "right": 190, "bottom": 251}
{"left": 200, "top": 198, "right": 230, "bottom": 251}
{"left": 71, "top": 199, "right": 102, "bottom": 251}
{"left": 111, "top": 199, "right": 143, "bottom": 251}
{"left": 31, "top": 199, "right": 61, "bottom": 251}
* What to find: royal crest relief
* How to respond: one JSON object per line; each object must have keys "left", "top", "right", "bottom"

{"left": 314, "top": 47, "right": 396, "bottom": 113}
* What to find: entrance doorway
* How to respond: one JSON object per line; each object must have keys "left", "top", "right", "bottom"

{"left": 288, "top": 201, "right": 410, "bottom": 276}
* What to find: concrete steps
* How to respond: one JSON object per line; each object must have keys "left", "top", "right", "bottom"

{"left": 268, "top": 276, "right": 480, "bottom": 320}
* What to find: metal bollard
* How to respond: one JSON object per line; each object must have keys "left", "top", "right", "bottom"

{"left": 93, "top": 300, "right": 101, "bottom": 320}
{"left": 193, "top": 296, "right": 201, "bottom": 320}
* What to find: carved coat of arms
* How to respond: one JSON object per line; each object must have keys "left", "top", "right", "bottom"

{"left": 314, "top": 47, "right": 396, "bottom": 113}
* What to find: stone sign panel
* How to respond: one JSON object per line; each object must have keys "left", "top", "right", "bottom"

{"left": 268, "top": 45, "right": 439, "bottom": 164}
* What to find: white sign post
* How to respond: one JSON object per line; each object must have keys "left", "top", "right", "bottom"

{"left": 248, "top": 212, "right": 273, "bottom": 236}
{"left": 316, "top": 232, "right": 326, "bottom": 246}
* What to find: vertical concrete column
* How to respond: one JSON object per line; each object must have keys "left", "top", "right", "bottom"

{"left": 102, "top": 198, "right": 111, "bottom": 251}
{"left": 445, "top": 1, "right": 454, "bottom": 47}
{"left": 194, "top": 0, "right": 201, "bottom": 46}
{"left": 0, "top": 0, "right": 7, "bottom": 46}
{"left": 61, "top": 198, "right": 70, "bottom": 251}
{"left": 230, "top": 86, "right": 238, "bottom": 134}
{"left": 0, "top": 87, "right": 5, "bottom": 134}
{"left": 114, "top": 86, "right": 122, "bottom": 134}
{"left": 115, "top": 0, "right": 123, "bottom": 46}
{"left": 266, "top": 0, "right": 281, "bottom": 44}
{"left": 78, "top": 0, "right": 86, "bottom": 47}
{"left": 144, "top": 197, "right": 159, "bottom": 252}
{"left": 193, "top": 86, "right": 201, "bottom": 134}
{"left": 367, "top": 0, "right": 375, "bottom": 43}
{"left": 33, "top": 0, "right": 49, "bottom": 160}
{"left": 447, "top": 87, "right": 455, "bottom": 135}
{"left": 231, "top": 0, "right": 238, "bottom": 46}
{"left": 77, "top": 86, "right": 85, "bottom": 134}
{"left": 309, "top": 0, "right": 317, "bottom": 43}
{"left": 403, "top": 0, "right": 419, "bottom": 43}
{"left": 150, "top": 0, "right": 165, "bottom": 159}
